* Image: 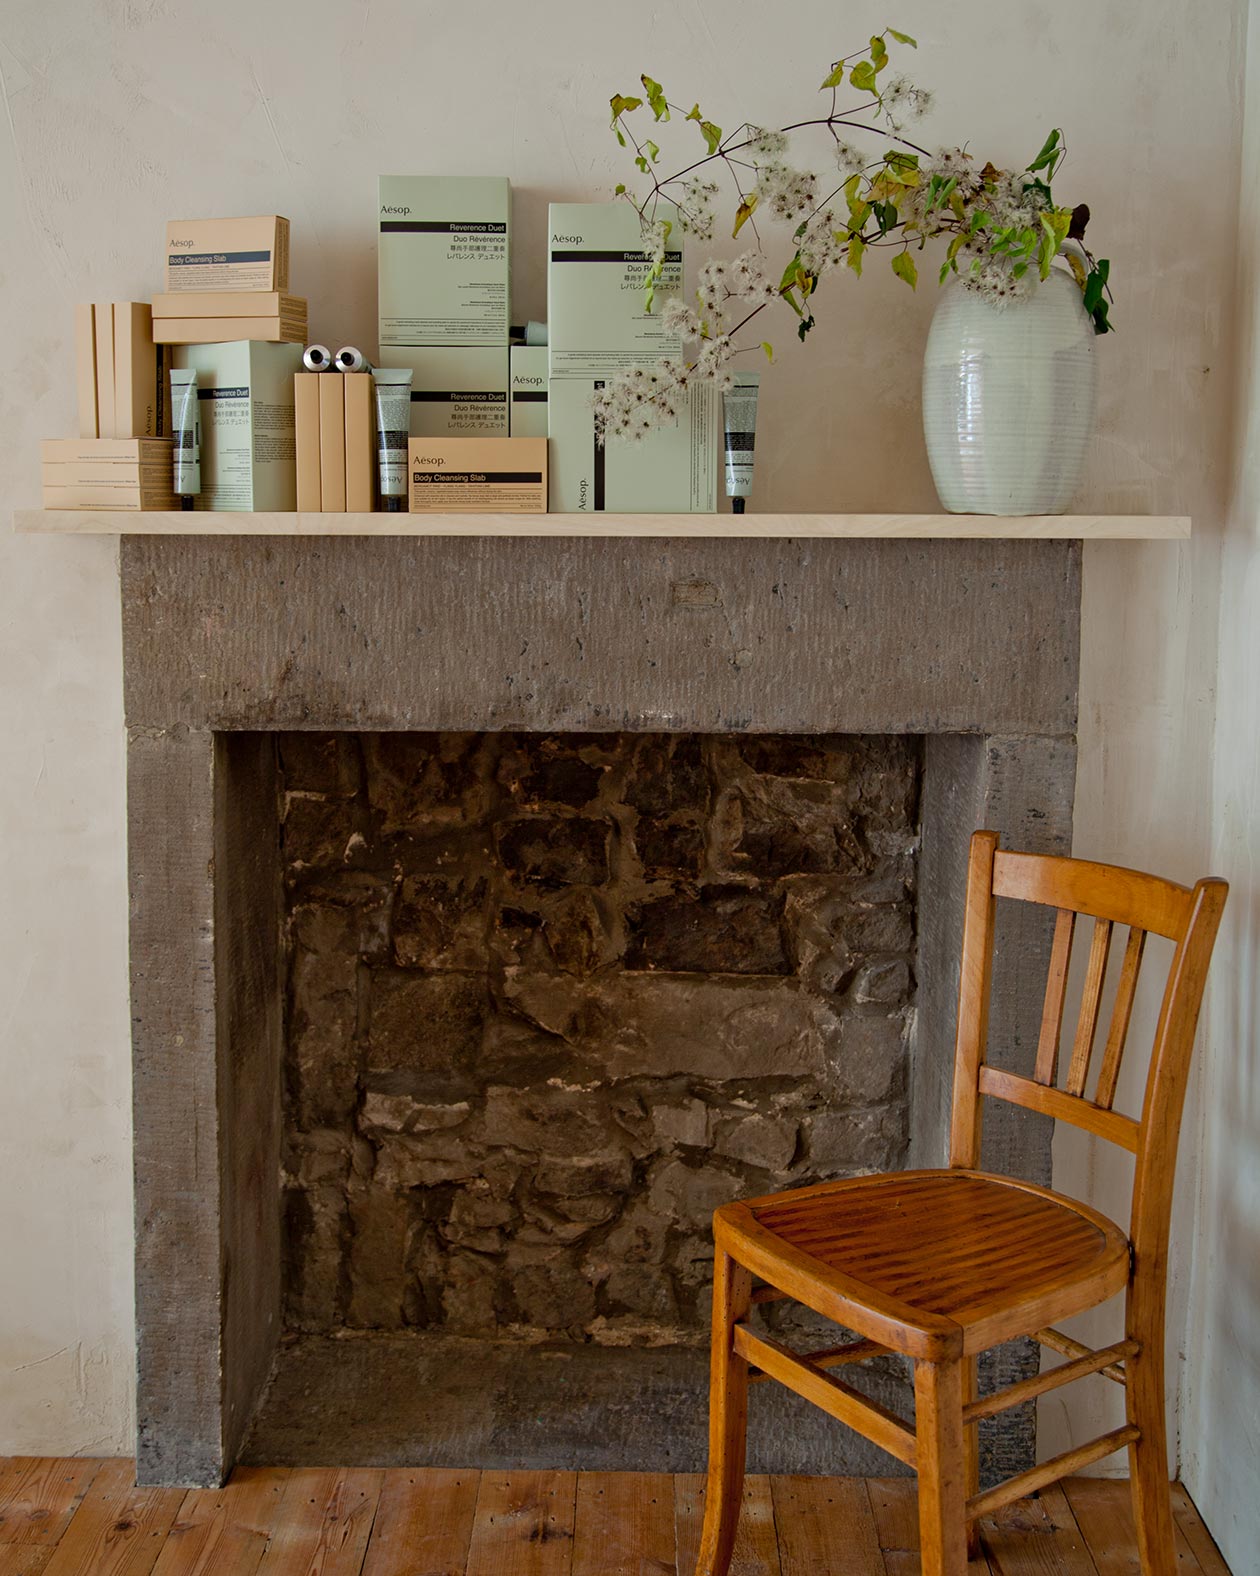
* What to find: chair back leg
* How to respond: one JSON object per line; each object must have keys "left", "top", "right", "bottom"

{"left": 1126, "top": 1285, "right": 1178, "bottom": 1574}
{"left": 915, "top": 1358, "right": 970, "bottom": 1576}
{"left": 962, "top": 1355, "right": 981, "bottom": 1560}
{"left": 693, "top": 1249, "right": 753, "bottom": 1576}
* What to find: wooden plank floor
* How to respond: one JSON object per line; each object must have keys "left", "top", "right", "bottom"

{"left": 0, "top": 1460, "right": 1230, "bottom": 1575}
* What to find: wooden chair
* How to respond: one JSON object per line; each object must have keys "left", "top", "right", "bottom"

{"left": 693, "top": 830, "right": 1227, "bottom": 1576}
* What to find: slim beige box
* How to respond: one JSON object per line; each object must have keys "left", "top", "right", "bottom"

{"left": 113, "top": 303, "right": 169, "bottom": 438}
{"left": 93, "top": 303, "right": 116, "bottom": 439}
{"left": 153, "top": 315, "right": 306, "bottom": 345}
{"left": 408, "top": 437, "right": 546, "bottom": 513}
{"left": 165, "top": 215, "right": 290, "bottom": 293}
{"left": 151, "top": 290, "right": 306, "bottom": 319}
{"left": 75, "top": 304, "right": 98, "bottom": 437}
{"left": 41, "top": 437, "right": 176, "bottom": 509}
{"left": 294, "top": 373, "right": 322, "bottom": 512}
{"left": 319, "top": 373, "right": 346, "bottom": 512}
{"left": 344, "top": 373, "right": 374, "bottom": 511}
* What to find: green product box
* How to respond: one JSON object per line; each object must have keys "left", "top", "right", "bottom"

{"left": 509, "top": 345, "right": 549, "bottom": 438}
{"left": 383, "top": 347, "right": 510, "bottom": 439}
{"left": 548, "top": 376, "right": 717, "bottom": 513}
{"left": 378, "top": 175, "right": 510, "bottom": 348}
{"left": 172, "top": 340, "right": 304, "bottom": 510}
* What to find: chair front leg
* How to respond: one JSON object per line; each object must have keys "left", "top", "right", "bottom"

{"left": 693, "top": 1246, "right": 753, "bottom": 1576}
{"left": 962, "top": 1355, "right": 980, "bottom": 1560}
{"left": 915, "top": 1357, "right": 969, "bottom": 1576}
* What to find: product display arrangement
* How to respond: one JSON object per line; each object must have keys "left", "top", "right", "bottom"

{"left": 42, "top": 179, "right": 757, "bottom": 517}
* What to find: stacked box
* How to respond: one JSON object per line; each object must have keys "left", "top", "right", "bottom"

{"left": 509, "top": 345, "right": 548, "bottom": 438}
{"left": 158, "top": 218, "right": 304, "bottom": 343}
{"left": 171, "top": 341, "right": 303, "bottom": 510}
{"left": 165, "top": 216, "right": 290, "bottom": 293}
{"left": 75, "top": 304, "right": 170, "bottom": 439}
{"left": 152, "top": 290, "right": 307, "bottom": 345}
{"left": 546, "top": 201, "right": 717, "bottom": 513}
{"left": 386, "top": 346, "right": 509, "bottom": 440}
{"left": 377, "top": 176, "right": 511, "bottom": 442}
{"left": 41, "top": 438, "right": 176, "bottom": 510}
{"left": 294, "top": 373, "right": 375, "bottom": 512}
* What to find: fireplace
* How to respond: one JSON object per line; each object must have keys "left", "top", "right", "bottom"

{"left": 123, "top": 535, "right": 1080, "bottom": 1486}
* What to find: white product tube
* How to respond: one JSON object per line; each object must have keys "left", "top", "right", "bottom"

{"left": 723, "top": 371, "right": 760, "bottom": 514}
{"left": 372, "top": 367, "right": 413, "bottom": 511}
{"left": 169, "top": 368, "right": 201, "bottom": 510}
{"left": 302, "top": 343, "right": 333, "bottom": 372}
{"left": 335, "top": 346, "right": 374, "bottom": 374}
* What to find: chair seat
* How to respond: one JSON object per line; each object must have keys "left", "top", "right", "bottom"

{"left": 716, "top": 1168, "right": 1131, "bottom": 1359}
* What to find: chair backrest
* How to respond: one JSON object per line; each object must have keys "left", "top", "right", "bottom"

{"left": 948, "top": 829, "right": 1227, "bottom": 1266}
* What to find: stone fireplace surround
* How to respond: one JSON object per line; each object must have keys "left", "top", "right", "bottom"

{"left": 122, "top": 535, "right": 1080, "bottom": 1488}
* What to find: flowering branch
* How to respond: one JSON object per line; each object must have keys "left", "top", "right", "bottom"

{"left": 596, "top": 30, "right": 1112, "bottom": 442}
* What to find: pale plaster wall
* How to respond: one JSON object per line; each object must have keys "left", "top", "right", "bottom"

{"left": 1176, "top": 3, "right": 1260, "bottom": 1567}
{"left": 0, "top": 0, "right": 1244, "bottom": 1519}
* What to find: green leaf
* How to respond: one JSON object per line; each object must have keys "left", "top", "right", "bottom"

{"left": 850, "top": 60, "right": 878, "bottom": 92}
{"left": 870, "top": 35, "right": 888, "bottom": 70}
{"left": 640, "top": 75, "right": 670, "bottom": 121}
{"left": 939, "top": 258, "right": 954, "bottom": 284}
{"left": 820, "top": 60, "right": 846, "bottom": 89}
{"left": 614, "top": 183, "right": 626, "bottom": 196}
{"left": 888, "top": 28, "right": 917, "bottom": 44}
{"left": 1026, "top": 127, "right": 1062, "bottom": 176}
{"left": 892, "top": 250, "right": 917, "bottom": 289}
{"left": 634, "top": 156, "right": 648, "bottom": 174}
{"left": 1082, "top": 257, "right": 1109, "bottom": 315}
{"left": 733, "top": 193, "right": 758, "bottom": 236}
{"left": 609, "top": 93, "right": 643, "bottom": 122}
{"left": 761, "top": 341, "right": 774, "bottom": 362}
{"left": 797, "top": 313, "right": 816, "bottom": 343}
{"left": 779, "top": 252, "right": 804, "bottom": 291}
{"left": 847, "top": 233, "right": 865, "bottom": 276}
{"left": 685, "top": 103, "right": 723, "bottom": 153}
{"left": 645, "top": 139, "right": 660, "bottom": 162}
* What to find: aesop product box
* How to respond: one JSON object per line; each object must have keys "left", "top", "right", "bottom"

{"left": 385, "top": 346, "right": 510, "bottom": 439}
{"left": 41, "top": 438, "right": 176, "bottom": 510}
{"left": 547, "top": 201, "right": 685, "bottom": 378}
{"left": 548, "top": 376, "right": 717, "bottom": 513}
{"left": 408, "top": 437, "right": 546, "bottom": 512}
{"left": 509, "top": 345, "right": 549, "bottom": 438}
{"left": 165, "top": 215, "right": 290, "bottom": 293}
{"left": 171, "top": 340, "right": 303, "bottom": 510}
{"left": 378, "top": 176, "right": 510, "bottom": 347}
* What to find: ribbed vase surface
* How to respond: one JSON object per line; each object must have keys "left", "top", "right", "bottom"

{"left": 922, "top": 269, "right": 1098, "bottom": 515}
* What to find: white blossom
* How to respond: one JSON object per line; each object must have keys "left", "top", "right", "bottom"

{"left": 797, "top": 209, "right": 847, "bottom": 274}
{"left": 748, "top": 125, "right": 789, "bottom": 159}
{"left": 833, "top": 140, "right": 865, "bottom": 180}
{"left": 881, "top": 74, "right": 932, "bottom": 130}
{"left": 680, "top": 177, "right": 719, "bottom": 241}
{"left": 754, "top": 161, "right": 818, "bottom": 221}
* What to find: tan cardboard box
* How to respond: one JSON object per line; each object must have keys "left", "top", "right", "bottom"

{"left": 75, "top": 304, "right": 98, "bottom": 438}
{"left": 153, "top": 315, "right": 306, "bottom": 345}
{"left": 41, "top": 437, "right": 176, "bottom": 509}
{"left": 151, "top": 290, "right": 305, "bottom": 319}
{"left": 319, "top": 374, "right": 346, "bottom": 512}
{"left": 344, "top": 374, "right": 374, "bottom": 512}
{"left": 113, "top": 303, "right": 169, "bottom": 438}
{"left": 294, "top": 373, "right": 322, "bottom": 512}
{"left": 165, "top": 215, "right": 290, "bottom": 293}
{"left": 93, "top": 303, "right": 116, "bottom": 439}
{"left": 408, "top": 437, "right": 546, "bottom": 513}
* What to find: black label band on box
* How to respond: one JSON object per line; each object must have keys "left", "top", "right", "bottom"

{"left": 511, "top": 391, "right": 548, "bottom": 403}
{"left": 550, "top": 250, "right": 682, "bottom": 264}
{"left": 413, "top": 472, "right": 543, "bottom": 484}
{"left": 381, "top": 221, "right": 508, "bottom": 234}
{"left": 411, "top": 392, "right": 508, "bottom": 404}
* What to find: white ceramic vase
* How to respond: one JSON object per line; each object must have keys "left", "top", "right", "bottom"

{"left": 922, "top": 268, "right": 1098, "bottom": 515}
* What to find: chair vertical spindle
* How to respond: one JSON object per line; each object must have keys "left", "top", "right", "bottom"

{"left": 1095, "top": 928, "right": 1147, "bottom": 1109}
{"left": 1065, "top": 918, "right": 1113, "bottom": 1096}
{"left": 1034, "top": 909, "right": 1077, "bottom": 1085}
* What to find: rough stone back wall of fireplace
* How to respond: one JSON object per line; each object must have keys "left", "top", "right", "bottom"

{"left": 279, "top": 730, "right": 921, "bottom": 1344}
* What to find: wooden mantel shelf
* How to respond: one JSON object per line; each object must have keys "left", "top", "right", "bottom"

{"left": 13, "top": 510, "right": 1189, "bottom": 539}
